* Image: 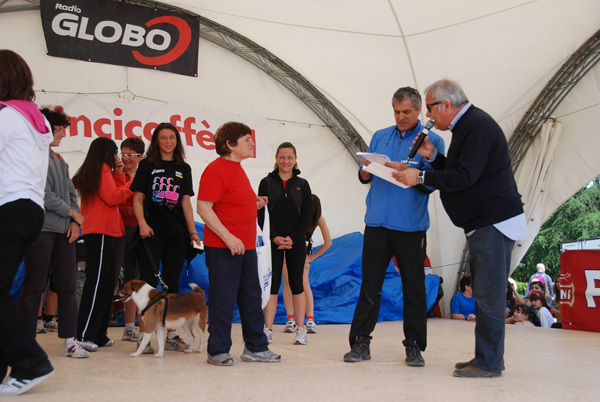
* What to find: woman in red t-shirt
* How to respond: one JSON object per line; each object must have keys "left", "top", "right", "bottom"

{"left": 197, "top": 122, "right": 280, "bottom": 366}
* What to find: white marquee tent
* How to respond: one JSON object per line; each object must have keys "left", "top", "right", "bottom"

{"left": 1, "top": 0, "right": 599, "bottom": 315}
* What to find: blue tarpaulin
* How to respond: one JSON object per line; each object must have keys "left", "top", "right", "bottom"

{"left": 12, "top": 223, "right": 441, "bottom": 325}
{"left": 179, "top": 225, "right": 441, "bottom": 324}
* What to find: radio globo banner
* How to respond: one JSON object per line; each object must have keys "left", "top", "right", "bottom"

{"left": 40, "top": 0, "right": 199, "bottom": 76}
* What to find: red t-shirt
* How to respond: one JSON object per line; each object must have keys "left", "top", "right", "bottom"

{"left": 119, "top": 172, "right": 137, "bottom": 227}
{"left": 198, "top": 157, "right": 257, "bottom": 249}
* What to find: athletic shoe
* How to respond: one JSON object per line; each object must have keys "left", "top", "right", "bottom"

{"left": 36, "top": 319, "right": 46, "bottom": 334}
{"left": 240, "top": 347, "right": 281, "bottom": 362}
{"left": 0, "top": 371, "right": 54, "bottom": 396}
{"left": 122, "top": 327, "right": 141, "bottom": 342}
{"left": 100, "top": 339, "right": 115, "bottom": 347}
{"left": 207, "top": 353, "right": 234, "bottom": 366}
{"left": 306, "top": 319, "right": 317, "bottom": 333}
{"left": 403, "top": 339, "right": 425, "bottom": 367}
{"left": 284, "top": 319, "right": 297, "bottom": 333}
{"left": 343, "top": 338, "right": 371, "bottom": 362}
{"left": 78, "top": 340, "right": 99, "bottom": 352}
{"left": 44, "top": 317, "right": 58, "bottom": 332}
{"left": 165, "top": 335, "right": 189, "bottom": 351}
{"left": 63, "top": 339, "right": 90, "bottom": 358}
{"left": 294, "top": 327, "right": 308, "bottom": 345}
{"left": 136, "top": 340, "right": 154, "bottom": 355}
{"left": 264, "top": 328, "right": 273, "bottom": 344}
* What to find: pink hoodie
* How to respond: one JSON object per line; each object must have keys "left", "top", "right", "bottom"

{"left": 0, "top": 100, "right": 50, "bottom": 134}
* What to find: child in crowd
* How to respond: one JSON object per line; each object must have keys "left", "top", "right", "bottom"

{"left": 528, "top": 291, "right": 554, "bottom": 328}
{"left": 509, "top": 304, "right": 539, "bottom": 327}
{"left": 115, "top": 138, "right": 148, "bottom": 351}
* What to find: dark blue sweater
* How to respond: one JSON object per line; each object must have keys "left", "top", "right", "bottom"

{"left": 424, "top": 105, "right": 523, "bottom": 232}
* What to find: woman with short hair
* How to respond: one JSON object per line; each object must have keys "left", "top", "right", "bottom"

{"left": 197, "top": 121, "right": 280, "bottom": 366}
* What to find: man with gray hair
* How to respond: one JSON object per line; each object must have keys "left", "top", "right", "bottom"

{"left": 343, "top": 87, "right": 444, "bottom": 367}
{"left": 393, "top": 79, "right": 528, "bottom": 378}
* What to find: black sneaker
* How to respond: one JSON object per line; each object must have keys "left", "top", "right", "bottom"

{"left": 403, "top": 339, "right": 425, "bottom": 367}
{"left": 343, "top": 338, "right": 371, "bottom": 363}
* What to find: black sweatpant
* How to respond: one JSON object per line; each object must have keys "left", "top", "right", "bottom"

{"left": 77, "top": 233, "right": 121, "bottom": 345}
{"left": 20, "top": 232, "right": 78, "bottom": 339}
{"left": 348, "top": 226, "right": 428, "bottom": 351}
{"left": 0, "top": 200, "right": 53, "bottom": 380}
{"left": 137, "top": 232, "right": 186, "bottom": 293}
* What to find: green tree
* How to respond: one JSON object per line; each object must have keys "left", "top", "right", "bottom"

{"left": 515, "top": 177, "right": 600, "bottom": 282}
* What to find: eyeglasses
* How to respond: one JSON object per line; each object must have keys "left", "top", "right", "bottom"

{"left": 120, "top": 153, "right": 142, "bottom": 158}
{"left": 426, "top": 101, "right": 443, "bottom": 113}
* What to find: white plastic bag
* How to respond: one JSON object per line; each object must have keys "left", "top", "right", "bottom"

{"left": 256, "top": 208, "right": 272, "bottom": 309}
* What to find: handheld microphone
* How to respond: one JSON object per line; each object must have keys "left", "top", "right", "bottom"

{"left": 407, "top": 119, "right": 435, "bottom": 160}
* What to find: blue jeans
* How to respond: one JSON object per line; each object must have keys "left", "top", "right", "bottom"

{"left": 205, "top": 247, "right": 268, "bottom": 356}
{"left": 466, "top": 225, "right": 514, "bottom": 372}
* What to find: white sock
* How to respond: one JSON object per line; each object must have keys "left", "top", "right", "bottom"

{"left": 167, "top": 332, "right": 176, "bottom": 339}
{"left": 125, "top": 323, "right": 135, "bottom": 329}
{"left": 66, "top": 337, "right": 75, "bottom": 343}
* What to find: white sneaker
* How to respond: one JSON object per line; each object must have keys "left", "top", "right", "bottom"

{"left": 78, "top": 340, "right": 99, "bottom": 352}
{"left": 264, "top": 328, "right": 273, "bottom": 344}
{"left": 284, "top": 319, "right": 297, "bottom": 333}
{"left": 122, "top": 327, "right": 141, "bottom": 342}
{"left": 0, "top": 372, "right": 53, "bottom": 396}
{"left": 44, "top": 317, "right": 58, "bottom": 332}
{"left": 306, "top": 319, "right": 317, "bottom": 334}
{"left": 294, "top": 327, "right": 308, "bottom": 345}
{"left": 36, "top": 319, "right": 46, "bottom": 334}
{"left": 63, "top": 339, "right": 90, "bottom": 358}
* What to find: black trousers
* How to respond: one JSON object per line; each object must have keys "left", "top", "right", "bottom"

{"left": 137, "top": 232, "right": 186, "bottom": 293}
{"left": 0, "top": 200, "right": 53, "bottom": 380}
{"left": 205, "top": 247, "right": 268, "bottom": 356}
{"left": 77, "top": 234, "right": 120, "bottom": 345}
{"left": 20, "top": 232, "right": 78, "bottom": 339}
{"left": 349, "top": 226, "right": 428, "bottom": 350}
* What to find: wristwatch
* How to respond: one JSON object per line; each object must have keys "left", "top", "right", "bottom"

{"left": 417, "top": 171, "right": 425, "bottom": 185}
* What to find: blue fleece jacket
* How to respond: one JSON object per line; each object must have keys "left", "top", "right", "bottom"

{"left": 361, "top": 121, "right": 445, "bottom": 232}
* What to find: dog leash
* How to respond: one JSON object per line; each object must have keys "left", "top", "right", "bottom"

{"left": 140, "top": 292, "right": 169, "bottom": 326}
{"left": 141, "top": 238, "right": 169, "bottom": 325}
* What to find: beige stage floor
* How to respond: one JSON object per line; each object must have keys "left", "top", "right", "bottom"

{"left": 17, "top": 319, "right": 599, "bottom": 401}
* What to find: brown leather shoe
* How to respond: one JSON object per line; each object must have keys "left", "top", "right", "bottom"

{"left": 454, "top": 358, "right": 474, "bottom": 369}
{"left": 453, "top": 363, "right": 501, "bottom": 378}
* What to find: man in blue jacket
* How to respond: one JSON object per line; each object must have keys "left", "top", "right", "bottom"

{"left": 343, "top": 87, "right": 444, "bottom": 366}
{"left": 393, "top": 79, "right": 528, "bottom": 378}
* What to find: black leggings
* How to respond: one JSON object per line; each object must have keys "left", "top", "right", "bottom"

{"left": 137, "top": 233, "right": 186, "bottom": 293}
{"left": 271, "top": 245, "right": 306, "bottom": 295}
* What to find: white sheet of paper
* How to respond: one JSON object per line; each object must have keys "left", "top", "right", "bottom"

{"left": 356, "top": 152, "right": 391, "bottom": 165}
{"left": 363, "top": 162, "right": 408, "bottom": 189}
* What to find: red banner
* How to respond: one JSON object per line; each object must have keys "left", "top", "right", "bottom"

{"left": 559, "top": 250, "right": 600, "bottom": 332}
